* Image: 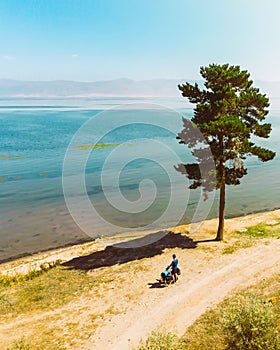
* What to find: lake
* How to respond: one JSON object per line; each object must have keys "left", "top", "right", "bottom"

{"left": 0, "top": 97, "right": 279, "bottom": 260}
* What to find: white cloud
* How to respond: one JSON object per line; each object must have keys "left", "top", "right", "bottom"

{"left": 2, "top": 55, "right": 15, "bottom": 61}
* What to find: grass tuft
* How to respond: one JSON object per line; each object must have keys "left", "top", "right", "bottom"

{"left": 137, "top": 330, "right": 179, "bottom": 350}
{"left": 6, "top": 337, "right": 31, "bottom": 350}
{"left": 238, "top": 222, "right": 280, "bottom": 239}
{"left": 222, "top": 221, "right": 280, "bottom": 255}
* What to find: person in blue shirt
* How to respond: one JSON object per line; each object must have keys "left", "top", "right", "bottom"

{"left": 167, "top": 254, "right": 180, "bottom": 282}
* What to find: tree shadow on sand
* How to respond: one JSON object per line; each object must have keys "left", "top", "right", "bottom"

{"left": 193, "top": 238, "right": 217, "bottom": 244}
{"left": 63, "top": 230, "right": 197, "bottom": 271}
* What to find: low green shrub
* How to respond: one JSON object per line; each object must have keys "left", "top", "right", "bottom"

{"left": 222, "top": 294, "right": 280, "bottom": 350}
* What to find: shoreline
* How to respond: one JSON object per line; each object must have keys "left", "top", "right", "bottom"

{"left": 1, "top": 208, "right": 280, "bottom": 276}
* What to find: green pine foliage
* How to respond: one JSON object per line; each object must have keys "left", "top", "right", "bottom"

{"left": 176, "top": 64, "right": 276, "bottom": 240}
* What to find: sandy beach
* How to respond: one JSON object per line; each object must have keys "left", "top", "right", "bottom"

{"left": 1, "top": 208, "right": 280, "bottom": 276}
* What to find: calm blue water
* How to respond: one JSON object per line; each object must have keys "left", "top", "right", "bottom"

{"left": 0, "top": 97, "right": 279, "bottom": 260}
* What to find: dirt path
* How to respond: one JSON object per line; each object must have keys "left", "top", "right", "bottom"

{"left": 81, "top": 239, "right": 280, "bottom": 350}
{"left": 1, "top": 210, "right": 280, "bottom": 349}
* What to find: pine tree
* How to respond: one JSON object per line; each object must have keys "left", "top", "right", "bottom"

{"left": 176, "top": 64, "right": 276, "bottom": 240}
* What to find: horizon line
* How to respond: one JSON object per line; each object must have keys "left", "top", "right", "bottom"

{"left": 1, "top": 77, "right": 280, "bottom": 84}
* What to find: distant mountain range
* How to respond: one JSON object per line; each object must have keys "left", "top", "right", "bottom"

{"left": 0, "top": 78, "right": 279, "bottom": 98}
{"left": 0, "top": 78, "right": 189, "bottom": 98}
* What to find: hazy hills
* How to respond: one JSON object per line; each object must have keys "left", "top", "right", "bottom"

{"left": 0, "top": 78, "right": 188, "bottom": 98}
{"left": 0, "top": 78, "right": 279, "bottom": 98}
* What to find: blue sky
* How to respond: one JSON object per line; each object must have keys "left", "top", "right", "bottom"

{"left": 1, "top": 0, "right": 280, "bottom": 81}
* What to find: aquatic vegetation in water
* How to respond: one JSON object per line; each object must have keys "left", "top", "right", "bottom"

{"left": 0, "top": 176, "right": 7, "bottom": 181}
{"left": 0, "top": 155, "right": 25, "bottom": 159}
{"left": 12, "top": 176, "right": 23, "bottom": 180}
{"left": 74, "top": 143, "right": 121, "bottom": 150}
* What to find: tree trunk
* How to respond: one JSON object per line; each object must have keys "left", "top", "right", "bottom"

{"left": 216, "top": 177, "right": 225, "bottom": 241}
